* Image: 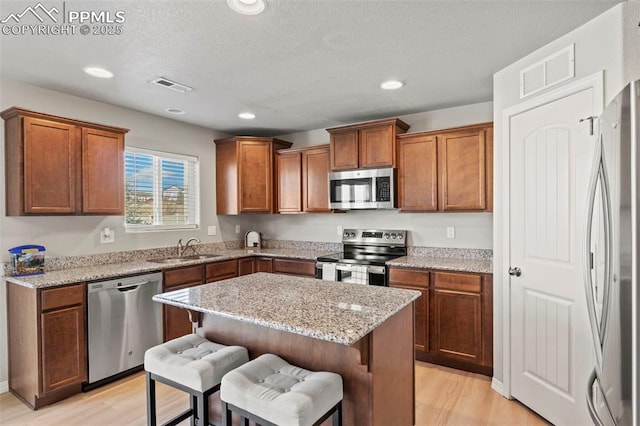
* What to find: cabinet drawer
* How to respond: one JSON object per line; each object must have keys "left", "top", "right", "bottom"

{"left": 41, "top": 284, "right": 84, "bottom": 311}
{"left": 206, "top": 259, "right": 238, "bottom": 282}
{"left": 388, "top": 268, "right": 429, "bottom": 288}
{"left": 272, "top": 258, "right": 316, "bottom": 277}
{"left": 164, "top": 265, "right": 204, "bottom": 288}
{"left": 434, "top": 272, "right": 481, "bottom": 293}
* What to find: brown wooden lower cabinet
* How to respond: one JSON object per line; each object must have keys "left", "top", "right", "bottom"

{"left": 272, "top": 258, "right": 316, "bottom": 277}
{"left": 163, "top": 264, "right": 205, "bottom": 341}
{"left": 7, "top": 282, "right": 87, "bottom": 409}
{"left": 238, "top": 258, "right": 255, "bottom": 276}
{"left": 389, "top": 267, "right": 493, "bottom": 376}
{"left": 255, "top": 257, "right": 273, "bottom": 272}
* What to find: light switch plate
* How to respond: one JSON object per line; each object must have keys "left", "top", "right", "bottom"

{"left": 235, "top": 225, "right": 241, "bottom": 234}
{"left": 100, "top": 227, "right": 115, "bottom": 244}
{"left": 337, "top": 225, "right": 343, "bottom": 236}
{"left": 208, "top": 226, "right": 217, "bottom": 236}
{"left": 446, "top": 227, "right": 455, "bottom": 239}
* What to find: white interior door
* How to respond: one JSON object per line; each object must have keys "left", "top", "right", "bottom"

{"left": 509, "top": 88, "right": 596, "bottom": 425}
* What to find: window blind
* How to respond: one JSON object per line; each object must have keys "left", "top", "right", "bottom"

{"left": 124, "top": 147, "right": 200, "bottom": 231}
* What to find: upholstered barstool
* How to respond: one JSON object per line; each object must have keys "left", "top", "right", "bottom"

{"left": 220, "top": 353, "right": 343, "bottom": 426}
{"left": 144, "top": 334, "right": 249, "bottom": 426}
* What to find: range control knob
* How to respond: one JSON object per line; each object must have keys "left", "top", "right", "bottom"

{"left": 397, "top": 234, "right": 403, "bottom": 240}
{"left": 391, "top": 233, "right": 397, "bottom": 239}
{"left": 384, "top": 233, "right": 390, "bottom": 239}
{"left": 343, "top": 232, "right": 350, "bottom": 238}
{"left": 350, "top": 232, "right": 356, "bottom": 238}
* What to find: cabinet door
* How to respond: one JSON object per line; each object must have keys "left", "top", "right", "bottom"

{"left": 302, "top": 146, "right": 331, "bottom": 212}
{"left": 397, "top": 135, "right": 438, "bottom": 211}
{"left": 163, "top": 282, "right": 199, "bottom": 341}
{"left": 431, "top": 289, "right": 482, "bottom": 363}
{"left": 438, "top": 129, "right": 487, "bottom": 210}
{"left": 23, "top": 117, "right": 78, "bottom": 214}
{"left": 389, "top": 268, "right": 430, "bottom": 353}
{"left": 272, "top": 258, "right": 316, "bottom": 277}
{"left": 239, "top": 141, "right": 273, "bottom": 213}
{"left": 276, "top": 152, "right": 302, "bottom": 213}
{"left": 164, "top": 265, "right": 204, "bottom": 288}
{"left": 41, "top": 306, "right": 87, "bottom": 393}
{"left": 82, "top": 128, "right": 124, "bottom": 214}
{"left": 238, "top": 258, "right": 255, "bottom": 276}
{"left": 330, "top": 130, "right": 359, "bottom": 170}
{"left": 359, "top": 125, "right": 395, "bottom": 168}
{"left": 390, "top": 284, "right": 429, "bottom": 353}
{"left": 255, "top": 257, "right": 273, "bottom": 273}
{"left": 206, "top": 260, "right": 238, "bottom": 282}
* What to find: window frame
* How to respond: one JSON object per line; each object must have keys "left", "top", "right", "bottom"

{"left": 124, "top": 146, "right": 200, "bottom": 233}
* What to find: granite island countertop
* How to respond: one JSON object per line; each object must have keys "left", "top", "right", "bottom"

{"left": 153, "top": 272, "right": 421, "bottom": 346}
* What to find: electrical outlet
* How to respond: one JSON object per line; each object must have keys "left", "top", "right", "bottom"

{"left": 235, "top": 225, "right": 241, "bottom": 234}
{"left": 100, "top": 227, "right": 115, "bottom": 244}
{"left": 337, "top": 225, "right": 343, "bottom": 236}
{"left": 447, "top": 227, "right": 455, "bottom": 239}
{"left": 208, "top": 226, "right": 217, "bottom": 236}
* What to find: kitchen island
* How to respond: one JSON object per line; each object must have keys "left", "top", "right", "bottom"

{"left": 153, "top": 272, "right": 421, "bottom": 426}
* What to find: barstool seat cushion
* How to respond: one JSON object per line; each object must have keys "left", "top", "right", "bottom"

{"left": 221, "top": 354, "right": 343, "bottom": 426}
{"left": 144, "top": 334, "right": 248, "bottom": 392}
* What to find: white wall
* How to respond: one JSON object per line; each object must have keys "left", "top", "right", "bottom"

{"left": 0, "top": 79, "right": 234, "bottom": 386}
{"left": 492, "top": 1, "right": 638, "bottom": 389}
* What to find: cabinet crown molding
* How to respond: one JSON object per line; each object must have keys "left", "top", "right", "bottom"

{"left": 1, "top": 107, "right": 129, "bottom": 134}
{"left": 325, "top": 117, "right": 410, "bottom": 133}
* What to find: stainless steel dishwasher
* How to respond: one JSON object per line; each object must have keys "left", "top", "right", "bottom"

{"left": 87, "top": 272, "right": 163, "bottom": 385}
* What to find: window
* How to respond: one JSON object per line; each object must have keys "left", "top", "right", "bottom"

{"left": 124, "top": 147, "right": 200, "bottom": 231}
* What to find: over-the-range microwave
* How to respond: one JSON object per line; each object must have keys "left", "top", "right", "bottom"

{"left": 328, "top": 167, "right": 396, "bottom": 210}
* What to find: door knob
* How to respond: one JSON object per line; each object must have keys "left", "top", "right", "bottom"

{"left": 508, "top": 267, "right": 522, "bottom": 277}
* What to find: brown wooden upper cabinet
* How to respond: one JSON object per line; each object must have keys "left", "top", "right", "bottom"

{"left": 397, "top": 123, "right": 493, "bottom": 212}
{"left": 326, "top": 118, "right": 409, "bottom": 171}
{"left": 215, "top": 137, "right": 292, "bottom": 214}
{"left": 1, "top": 107, "right": 128, "bottom": 216}
{"left": 276, "top": 144, "right": 331, "bottom": 213}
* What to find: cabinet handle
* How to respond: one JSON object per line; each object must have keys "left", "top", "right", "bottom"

{"left": 508, "top": 267, "right": 522, "bottom": 277}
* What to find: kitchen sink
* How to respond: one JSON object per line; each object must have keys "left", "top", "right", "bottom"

{"left": 149, "top": 254, "right": 221, "bottom": 264}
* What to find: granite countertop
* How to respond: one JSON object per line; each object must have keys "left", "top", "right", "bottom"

{"left": 5, "top": 248, "right": 334, "bottom": 289}
{"left": 387, "top": 256, "right": 493, "bottom": 274}
{"left": 153, "top": 272, "right": 421, "bottom": 345}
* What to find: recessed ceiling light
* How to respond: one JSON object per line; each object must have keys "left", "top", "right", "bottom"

{"left": 227, "top": 0, "right": 266, "bottom": 15}
{"left": 380, "top": 80, "right": 404, "bottom": 90}
{"left": 83, "top": 66, "right": 114, "bottom": 79}
{"left": 166, "top": 108, "right": 186, "bottom": 115}
{"left": 238, "top": 112, "right": 256, "bottom": 120}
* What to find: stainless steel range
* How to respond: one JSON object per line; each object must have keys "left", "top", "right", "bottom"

{"left": 316, "top": 229, "right": 407, "bottom": 286}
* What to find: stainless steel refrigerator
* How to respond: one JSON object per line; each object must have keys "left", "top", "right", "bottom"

{"left": 585, "top": 80, "right": 639, "bottom": 426}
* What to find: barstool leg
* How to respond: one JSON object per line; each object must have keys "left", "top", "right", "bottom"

{"left": 146, "top": 373, "right": 157, "bottom": 426}
{"left": 333, "top": 401, "right": 342, "bottom": 426}
{"left": 222, "top": 401, "right": 232, "bottom": 426}
{"left": 196, "top": 392, "right": 209, "bottom": 426}
{"left": 190, "top": 394, "right": 197, "bottom": 426}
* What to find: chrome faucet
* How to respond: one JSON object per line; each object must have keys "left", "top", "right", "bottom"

{"left": 177, "top": 238, "right": 201, "bottom": 256}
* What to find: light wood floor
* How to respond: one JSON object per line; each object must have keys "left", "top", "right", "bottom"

{"left": 0, "top": 362, "right": 548, "bottom": 426}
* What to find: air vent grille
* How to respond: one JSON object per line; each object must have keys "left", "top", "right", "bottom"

{"left": 520, "top": 44, "right": 574, "bottom": 99}
{"left": 150, "top": 77, "right": 194, "bottom": 93}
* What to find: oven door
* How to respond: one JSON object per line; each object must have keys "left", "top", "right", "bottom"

{"left": 316, "top": 262, "right": 387, "bottom": 286}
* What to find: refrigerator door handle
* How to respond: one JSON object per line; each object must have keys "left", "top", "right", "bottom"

{"left": 587, "top": 369, "right": 617, "bottom": 426}
{"left": 584, "top": 135, "right": 614, "bottom": 369}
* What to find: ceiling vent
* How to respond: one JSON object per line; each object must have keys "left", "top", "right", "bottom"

{"left": 150, "top": 77, "right": 194, "bottom": 93}
{"left": 520, "top": 44, "right": 574, "bottom": 99}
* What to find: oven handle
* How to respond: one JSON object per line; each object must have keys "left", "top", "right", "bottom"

{"left": 316, "top": 263, "right": 386, "bottom": 275}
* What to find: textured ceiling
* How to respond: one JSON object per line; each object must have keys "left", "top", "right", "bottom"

{"left": 0, "top": 0, "right": 623, "bottom": 136}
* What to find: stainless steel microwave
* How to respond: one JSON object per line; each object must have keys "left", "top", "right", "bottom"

{"left": 328, "top": 167, "right": 396, "bottom": 210}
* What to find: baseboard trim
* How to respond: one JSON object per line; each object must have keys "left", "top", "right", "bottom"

{"left": 0, "top": 380, "right": 8, "bottom": 394}
{"left": 491, "top": 377, "right": 506, "bottom": 397}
